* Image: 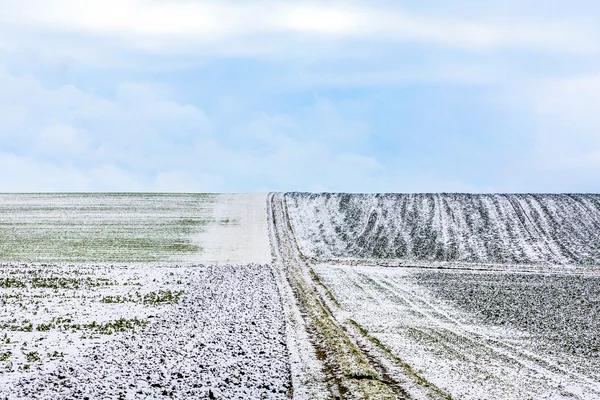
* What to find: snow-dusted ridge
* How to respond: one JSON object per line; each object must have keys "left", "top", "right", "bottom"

{"left": 286, "top": 193, "right": 600, "bottom": 266}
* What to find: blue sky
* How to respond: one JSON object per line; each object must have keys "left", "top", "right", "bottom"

{"left": 1, "top": 0, "right": 599, "bottom": 192}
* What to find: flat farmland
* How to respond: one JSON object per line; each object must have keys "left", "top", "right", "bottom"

{"left": 1, "top": 264, "right": 290, "bottom": 399}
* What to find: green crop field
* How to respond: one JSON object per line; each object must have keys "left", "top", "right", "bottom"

{"left": 0, "top": 193, "right": 217, "bottom": 263}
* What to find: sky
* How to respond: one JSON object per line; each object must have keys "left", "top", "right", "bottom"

{"left": 1, "top": 0, "right": 599, "bottom": 193}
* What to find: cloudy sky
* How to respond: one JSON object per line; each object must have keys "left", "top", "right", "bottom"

{"left": 1, "top": 0, "right": 599, "bottom": 192}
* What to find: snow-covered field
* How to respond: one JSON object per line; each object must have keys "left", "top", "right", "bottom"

{"left": 312, "top": 264, "right": 600, "bottom": 400}
{"left": 284, "top": 193, "right": 600, "bottom": 399}
{"left": 2, "top": 192, "right": 600, "bottom": 399}
{"left": 0, "top": 193, "right": 282, "bottom": 399}
{"left": 286, "top": 193, "right": 600, "bottom": 265}
{"left": 1, "top": 263, "right": 289, "bottom": 399}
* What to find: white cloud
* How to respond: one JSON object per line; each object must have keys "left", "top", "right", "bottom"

{"left": 0, "top": 151, "right": 146, "bottom": 192}
{"left": 0, "top": 63, "right": 401, "bottom": 192}
{"left": 3, "top": 3, "right": 598, "bottom": 193}
{"left": 153, "top": 171, "right": 225, "bottom": 193}
{"left": 0, "top": 152, "right": 85, "bottom": 191}
{"left": 282, "top": 63, "right": 498, "bottom": 88}
{"left": 0, "top": 105, "right": 29, "bottom": 132}
{"left": 0, "top": 0, "right": 596, "bottom": 63}
{"left": 531, "top": 74, "right": 600, "bottom": 172}
{"left": 536, "top": 74, "right": 600, "bottom": 128}
{"left": 37, "top": 124, "right": 91, "bottom": 155}
{"left": 0, "top": 63, "right": 211, "bottom": 174}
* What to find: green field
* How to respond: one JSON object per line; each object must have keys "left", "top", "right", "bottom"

{"left": 0, "top": 193, "right": 216, "bottom": 263}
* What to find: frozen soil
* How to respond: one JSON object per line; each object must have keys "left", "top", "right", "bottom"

{"left": 1, "top": 264, "right": 290, "bottom": 399}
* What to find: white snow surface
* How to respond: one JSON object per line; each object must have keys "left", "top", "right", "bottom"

{"left": 6, "top": 192, "right": 600, "bottom": 400}
{"left": 0, "top": 193, "right": 297, "bottom": 400}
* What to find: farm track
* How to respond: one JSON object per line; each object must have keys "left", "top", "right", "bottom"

{"left": 268, "top": 193, "right": 450, "bottom": 400}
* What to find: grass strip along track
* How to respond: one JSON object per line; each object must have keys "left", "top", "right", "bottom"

{"left": 268, "top": 193, "right": 451, "bottom": 400}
